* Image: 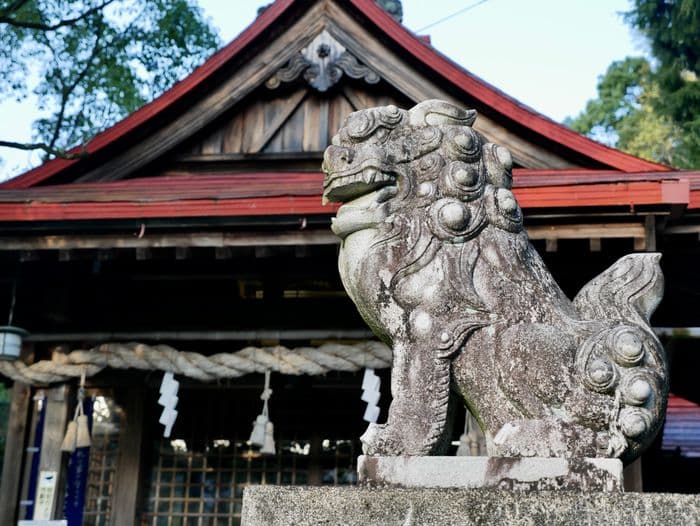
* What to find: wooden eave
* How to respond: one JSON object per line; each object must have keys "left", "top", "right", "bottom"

{"left": 0, "top": 170, "right": 691, "bottom": 223}
{"left": 0, "top": 0, "right": 671, "bottom": 193}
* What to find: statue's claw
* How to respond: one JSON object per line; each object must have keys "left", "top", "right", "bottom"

{"left": 360, "top": 423, "right": 379, "bottom": 454}
{"left": 360, "top": 423, "right": 390, "bottom": 455}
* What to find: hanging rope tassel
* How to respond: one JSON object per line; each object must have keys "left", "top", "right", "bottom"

{"left": 60, "top": 420, "right": 77, "bottom": 453}
{"left": 61, "top": 368, "right": 91, "bottom": 452}
{"left": 249, "top": 369, "right": 275, "bottom": 454}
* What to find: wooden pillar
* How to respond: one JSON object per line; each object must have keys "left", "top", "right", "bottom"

{"left": 623, "top": 457, "right": 643, "bottom": 492}
{"left": 35, "top": 384, "right": 70, "bottom": 519}
{"left": 0, "top": 380, "right": 31, "bottom": 524}
{"left": 307, "top": 434, "right": 322, "bottom": 485}
{"left": 111, "top": 387, "right": 147, "bottom": 526}
{"left": 644, "top": 215, "right": 657, "bottom": 252}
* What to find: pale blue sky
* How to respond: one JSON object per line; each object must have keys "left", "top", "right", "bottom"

{"left": 0, "top": 0, "right": 645, "bottom": 179}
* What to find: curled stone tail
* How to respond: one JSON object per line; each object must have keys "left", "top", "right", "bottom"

{"left": 573, "top": 254, "right": 667, "bottom": 461}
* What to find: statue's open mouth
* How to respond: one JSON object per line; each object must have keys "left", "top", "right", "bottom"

{"left": 322, "top": 164, "right": 397, "bottom": 239}
{"left": 322, "top": 164, "right": 395, "bottom": 204}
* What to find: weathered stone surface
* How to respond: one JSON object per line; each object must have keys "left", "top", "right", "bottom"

{"left": 357, "top": 455, "right": 623, "bottom": 491}
{"left": 321, "top": 100, "right": 669, "bottom": 463}
{"left": 241, "top": 486, "right": 700, "bottom": 526}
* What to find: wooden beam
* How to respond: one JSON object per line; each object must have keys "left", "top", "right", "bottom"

{"left": 664, "top": 224, "right": 700, "bottom": 234}
{"left": 111, "top": 387, "right": 146, "bottom": 526}
{"left": 0, "top": 230, "right": 339, "bottom": 251}
{"left": 251, "top": 88, "right": 307, "bottom": 153}
{"left": 36, "top": 384, "right": 70, "bottom": 519}
{"left": 526, "top": 222, "right": 645, "bottom": 240}
{"left": 0, "top": 380, "right": 31, "bottom": 525}
{"left": 25, "top": 328, "right": 374, "bottom": 343}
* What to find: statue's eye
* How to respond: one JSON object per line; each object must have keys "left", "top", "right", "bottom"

{"left": 347, "top": 111, "right": 374, "bottom": 139}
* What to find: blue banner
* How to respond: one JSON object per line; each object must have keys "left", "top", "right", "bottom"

{"left": 63, "top": 397, "right": 93, "bottom": 526}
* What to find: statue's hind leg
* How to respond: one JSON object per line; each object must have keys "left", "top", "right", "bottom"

{"left": 361, "top": 341, "right": 454, "bottom": 456}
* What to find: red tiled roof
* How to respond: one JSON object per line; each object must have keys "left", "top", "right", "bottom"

{"left": 1, "top": 0, "right": 669, "bottom": 191}
{"left": 0, "top": 170, "right": 690, "bottom": 222}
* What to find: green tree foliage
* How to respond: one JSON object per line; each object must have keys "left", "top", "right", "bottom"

{"left": 566, "top": 58, "right": 682, "bottom": 166}
{"left": 0, "top": 0, "right": 220, "bottom": 158}
{"left": 568, "top": 0, "right": 700, "bottom": 168}
{"left": 626, "top": 0, "right": 700, "bottom": 167}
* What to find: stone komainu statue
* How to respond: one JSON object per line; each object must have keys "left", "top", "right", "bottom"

{"left": 322, "top": 100, "right": 668, "bottom": 463}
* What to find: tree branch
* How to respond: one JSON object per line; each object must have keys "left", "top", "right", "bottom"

{"left": 0, "top": 140, "right": 86, "bottom": 159}
{"left": 0, "top": 0, "right": 116, "bottom": 31}
{"left": 47, "top": 21, "right": 105, "bottom": 151}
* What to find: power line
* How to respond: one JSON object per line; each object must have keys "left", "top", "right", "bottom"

{"left": 415, "top": 0, "right": 490, "bottom": 33}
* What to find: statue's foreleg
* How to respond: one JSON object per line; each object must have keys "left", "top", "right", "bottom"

{"left": 361, "top": 342, "right": 453, "bottom": 456}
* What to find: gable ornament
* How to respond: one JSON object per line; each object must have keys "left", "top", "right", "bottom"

{"left": 266, "top": 31, "right": 380, "bottom": 92}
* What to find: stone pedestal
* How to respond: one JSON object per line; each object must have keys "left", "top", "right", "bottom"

{"left": 357, "top": 455, "right": 623, "bottom": 491}
{"left": 241, "top": 486, "right": 700, "bottom": 525}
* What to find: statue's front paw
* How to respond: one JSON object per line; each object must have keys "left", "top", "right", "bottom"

{"left": 360, "top": 423, "right": 387, "bottom": 455}
{"left": 361, "top": 422, "right": 418, "bottom": 455}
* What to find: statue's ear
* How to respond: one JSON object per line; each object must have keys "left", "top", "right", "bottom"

{"left": 408, "top": 100, "right": 477, "bottom": 127}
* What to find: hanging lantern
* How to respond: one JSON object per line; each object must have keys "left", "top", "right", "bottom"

{"left": 0, "top": 282, "right": 27, "bottom": 360}
{"left": 249, "top": 370, "right": 275, "bottom": 454}
{"left": 0, "top": 326, "right": 27, "bottom": 360}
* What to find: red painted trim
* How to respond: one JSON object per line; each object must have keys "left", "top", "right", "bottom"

{"left": 0, "top": 173, "right": 323, "bottom": 202}
{"left": 0, "top": 180, "right": 687, "bottom": 221}
{"left": 690, "top": 190, "right": 700, "bottom": 209}
{"left": 513, "top": 169, "right": 700, "bottom": 188}
{"left": 2, "top": 0, "right": 668, "bottom": 191}
{"left": 349, "top": 0, "right": 670, "bottom": 173}
{"left": 515, "top": 180, "right": 689, "bottom": 209}
{"left": 1, "top": 0, "right": 297, "bottom": 190}
{"left": 0, "top": 170, "right": 693, "bottom": 205}
{"left": 0, "top": 196, "right": 339, "bottom": 221}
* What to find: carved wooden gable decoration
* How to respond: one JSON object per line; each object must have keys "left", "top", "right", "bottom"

{"left": 185, "top": 25, "right": 409, "bottom": 162}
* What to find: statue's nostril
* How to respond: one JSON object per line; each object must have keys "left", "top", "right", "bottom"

{"left": 337, "top": 147, "right": 354, "bottom": 164}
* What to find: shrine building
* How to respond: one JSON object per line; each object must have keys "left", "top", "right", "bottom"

{"left": 0, "top": 1, "right": 698, "bottom": 524}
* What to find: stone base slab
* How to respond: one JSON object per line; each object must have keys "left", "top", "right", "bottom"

{"left": 241, "top": 486, "right": 700, "bottom": 526}
{"left": 358, "top": 455, "right": 623, "bottom": 491}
